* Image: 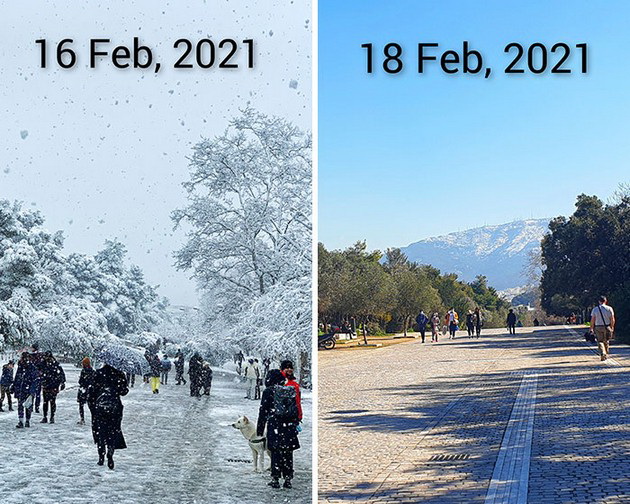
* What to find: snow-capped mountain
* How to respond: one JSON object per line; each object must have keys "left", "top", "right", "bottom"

{"left": 399, "top": 219, "right": 550, "bottom": 290}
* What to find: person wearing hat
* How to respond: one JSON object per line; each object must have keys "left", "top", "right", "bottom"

{"left": 77, "top": 357, "right": 95, "bottom": 425}
{"left": 0, "top": 359, "right": 15, "bottom": 411}
{"left": 257, "top": 369, "right": 300, "bottom": 489}
{"left": 280, "top": 360, "right": 302, "bottom": 422}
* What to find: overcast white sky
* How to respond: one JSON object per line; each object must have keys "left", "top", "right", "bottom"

{"left": 0, "top": 0, "right": 312, "bottom": 306}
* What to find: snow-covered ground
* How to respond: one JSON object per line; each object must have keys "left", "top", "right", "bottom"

{"left": 0, "top": 363, "right": 312, "bottom": 504}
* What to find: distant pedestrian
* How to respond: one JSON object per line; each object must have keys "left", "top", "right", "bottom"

{"left": 507, "top": 309, "right": 517, "bottom": 334}
{"left": 257, "top": 369, "right": 300, "bottom": 490}
{"left": 244, "top": 359, "right": 258, "bottom": 400}
{"left": 415, "top": 310, "right": 429, "bottom": 343}
{"left": 40, "top": 352, "right": 66, "bottom": 424}
{"left": 465, "top": 310, "right": 475, "bottom": 338}
{"left": 447, "top": 309, "right": 459, "bottom": 339}
{"left": 262, "top": 357, "right": 271, "bottom": 380}
{"left": 0, "top": 359, "right": 15, "bottom": 412}
{"left": 201, "top": 362, "right": 213, "bottom": 395}
{"left": 254, "top": 359, "right": 263, "bottom": 399}
{"left": 431, "top": 313, "right": 440, "bottom": 342}
{"left": 148, "top": 353, "right": 161, "bottom": 394}
{"left": 175, "top": 350, "right": 186, "bottom": 385}
{"left": 161, "top": 355, "right": 172, "bottom": 385}
{"left": 77, "top": 357, "right": 95, "bottom": 425}
{"left": 474, "top": 307, "right": 483, "bottom": 338}
{"left": 188, "top": 353, "right": 204, "bottom": 397}
{"left": 11, "top": 352, "right": 38, "bottom": 428}
{"left": 86, "top": 364, "right": 129, "bottom": 469}
{"left": 125, "top": 372, "right": 136, "bottom": 388}
{"left": 30, "top": 343, "right": 45, "bottom": 413}
{"left": 590, "top": 296, "right": 616, "bottom": 361}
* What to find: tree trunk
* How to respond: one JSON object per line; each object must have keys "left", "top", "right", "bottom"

{"left": 362, "top": 317, "right": 368, "bottom": 346}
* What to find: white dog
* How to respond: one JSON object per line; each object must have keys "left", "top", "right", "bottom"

{"left": 231, "top": 415, "right": 271, "bottom": 472}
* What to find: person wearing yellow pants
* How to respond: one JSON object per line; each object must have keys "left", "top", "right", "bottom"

{"left": 148, "top": 353, "right": 162, "bottom": 394}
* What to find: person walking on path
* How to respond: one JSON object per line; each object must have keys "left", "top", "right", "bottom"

{"left": 244, "top": 359, "right": 258, "bottom": 400}
{"left": 431, "top": 313, "right": 441, "bottom": 342}
{"left": 590, "top": 296, "right": 616, "bottom": 361}
{"left": 447, "top": 309, "right": 459, "bottom": 339}
{"left": 280, "top": 360, "right": 303, "bottom": 422}
{"left": 507, "top": 309, "right": 517, "bottom": 335}
{"left": 125, "top": 372, "right": 136, "bottom": 388}
{"left": 148, "top": 353, "right": 162, "bottom": 394}
{"left": 30, "top": 343, "right": 45, "bottom": 414}
{"left": 257, "top": 369, "right": 300, "bottom": 490}
{"left": 86, "top": 363, "right": 129, "bottom": 470}
{"left": 201, "top": 362, "right": 213, "bottom": 395}
{"left": 40, "top": 351, "right": 66, "bottom": 424}
{"left": 474, "top": 307, "right": 483, "bottom": 338}
{"left": 465, "top": 310, "right": 475, "bottom": 338}
{"left": 174, "top": 350, "right": 186, "bottom": 385}
{"left": 0, "top": 359, "right": 15, "bottom": 412}
{"left": 161, "top": 355, "right": 172, "bottom": 385}
{"left": 77, "top": 357, "right": 95, "bottom": 425}
{"left": 188, "top": 353, "right": 204, "bottom": 397}
{"left": 415, "top": 311, "right": 429, "bottom": 343}
{"left": 11, "top": 352, "right": 38, "bottom": 428}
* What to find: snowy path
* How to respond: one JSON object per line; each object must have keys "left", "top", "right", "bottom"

{"left": 0, "top": 364, "right": 312, "bottom": 504}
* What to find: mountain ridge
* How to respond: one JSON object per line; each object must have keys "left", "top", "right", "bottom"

{"left": 399, "top": 218, "right": 550, "bottom": 291}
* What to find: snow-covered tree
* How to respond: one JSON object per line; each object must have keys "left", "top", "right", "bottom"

{"left": 0, "top": 199, "right": 168, "bottom": 357}
{"left": 173, "top": 109, "right": 312, "bottom": 316}
{"left": 172, "top": 109, "right": 312, "bottom": 363}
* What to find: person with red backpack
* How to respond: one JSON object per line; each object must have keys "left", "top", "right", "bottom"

{"left": 257, "top": 369, "right": 300, "bottom": 490}
{"left": 280, "top": 359, "right": 302, "bottom": 422}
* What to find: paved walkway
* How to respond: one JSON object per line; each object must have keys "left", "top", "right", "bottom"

{"left": 318, "top": 326, "right": 630, "bottom": 503}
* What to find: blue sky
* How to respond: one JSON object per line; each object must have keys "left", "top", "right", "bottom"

{"left": 319, "top": 1, "right": 630, "bottom": 251}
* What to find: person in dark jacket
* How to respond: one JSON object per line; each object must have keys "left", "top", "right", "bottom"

{"left": 257, "top": 369, "right": 300, "bottom": 489}
{"left": 174, "top": 350, "right": 186, "bottom": 385}
{"left": 11, "top": 352, "right": 38, "bottom": 428}
{"left": 77, "top": 357, "right": 95, "bottom": 425}
{"left": 86, "top": 364, "right": 129, "bottom": 469}
{"left": 0, "top": 359, "right": 15, "bottom": 411}
{"left": 188, "top": 353, "right": 204, "bottom": 397}
{"left": 201, "top": 361, "right": 213, "bottom": 395}
{"left": 40, "top": 352, "right": 66, "bottom": 424}
{"left": 474, "top": 307, "right": 483, "bottom": 338}
{"left": 30, "top": 343, "right": 45, "bottom": 413}
{"left": 161, "top": 355, "right": 172, "bottom": 385}
{"left": 507, "top": 309, "right": 517, "bottom": 335}
{"left": 415, "top": 311, "right": 429, "bottom": 343}
{"left": 148, "top": 353, "right": 161, "bottom": 394}
{"left": 465, "top": 310, "right": 475, "bottom": 338}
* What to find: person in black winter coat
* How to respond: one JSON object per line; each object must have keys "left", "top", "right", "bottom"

{"left": 188, "top": 353, "right": 204, "bottom": 397}
{"left": 174, "top": 350, "right": 186, "bottom": 385}
{"left": 257, "top": 369, "right": 300, "bottom": 489}
{"left": 77, "top": 357, "right": 95, "bottom": 425}
{"left": 86, "top": 364, "right": 129, "bottom": 470}
{"left": 201, "top": 362, "right": 213, "bottom": 395}
{"left": 507, "top": 309, "right": 517, "bottom": 335}
{"left": 40, "top": 352, "right": 66, "bottom": 424}
{"left": 11, "top": 352, "right": 38, "bottom": 428}
{"left": 0, "top": 360, "right": 15, "bottom": 412}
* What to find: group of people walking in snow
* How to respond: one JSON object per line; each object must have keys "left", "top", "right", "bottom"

{"left": 0, "top": 345, "right": 66, "bottom": 427}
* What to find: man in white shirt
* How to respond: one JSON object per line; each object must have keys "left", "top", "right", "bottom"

{"left": 590, "top": 296, "right": 616, "bottom": 361}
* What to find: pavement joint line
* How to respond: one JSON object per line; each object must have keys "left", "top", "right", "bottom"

{"left": 485, "top": 372, "right": 538, "bottom": 504}
{"left": 564, "top": 325, "right": 621, "bottom": 367}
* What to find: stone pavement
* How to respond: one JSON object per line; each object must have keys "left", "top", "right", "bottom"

{"left": 318, "top": 326, "right": 630, "bottom": 503}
